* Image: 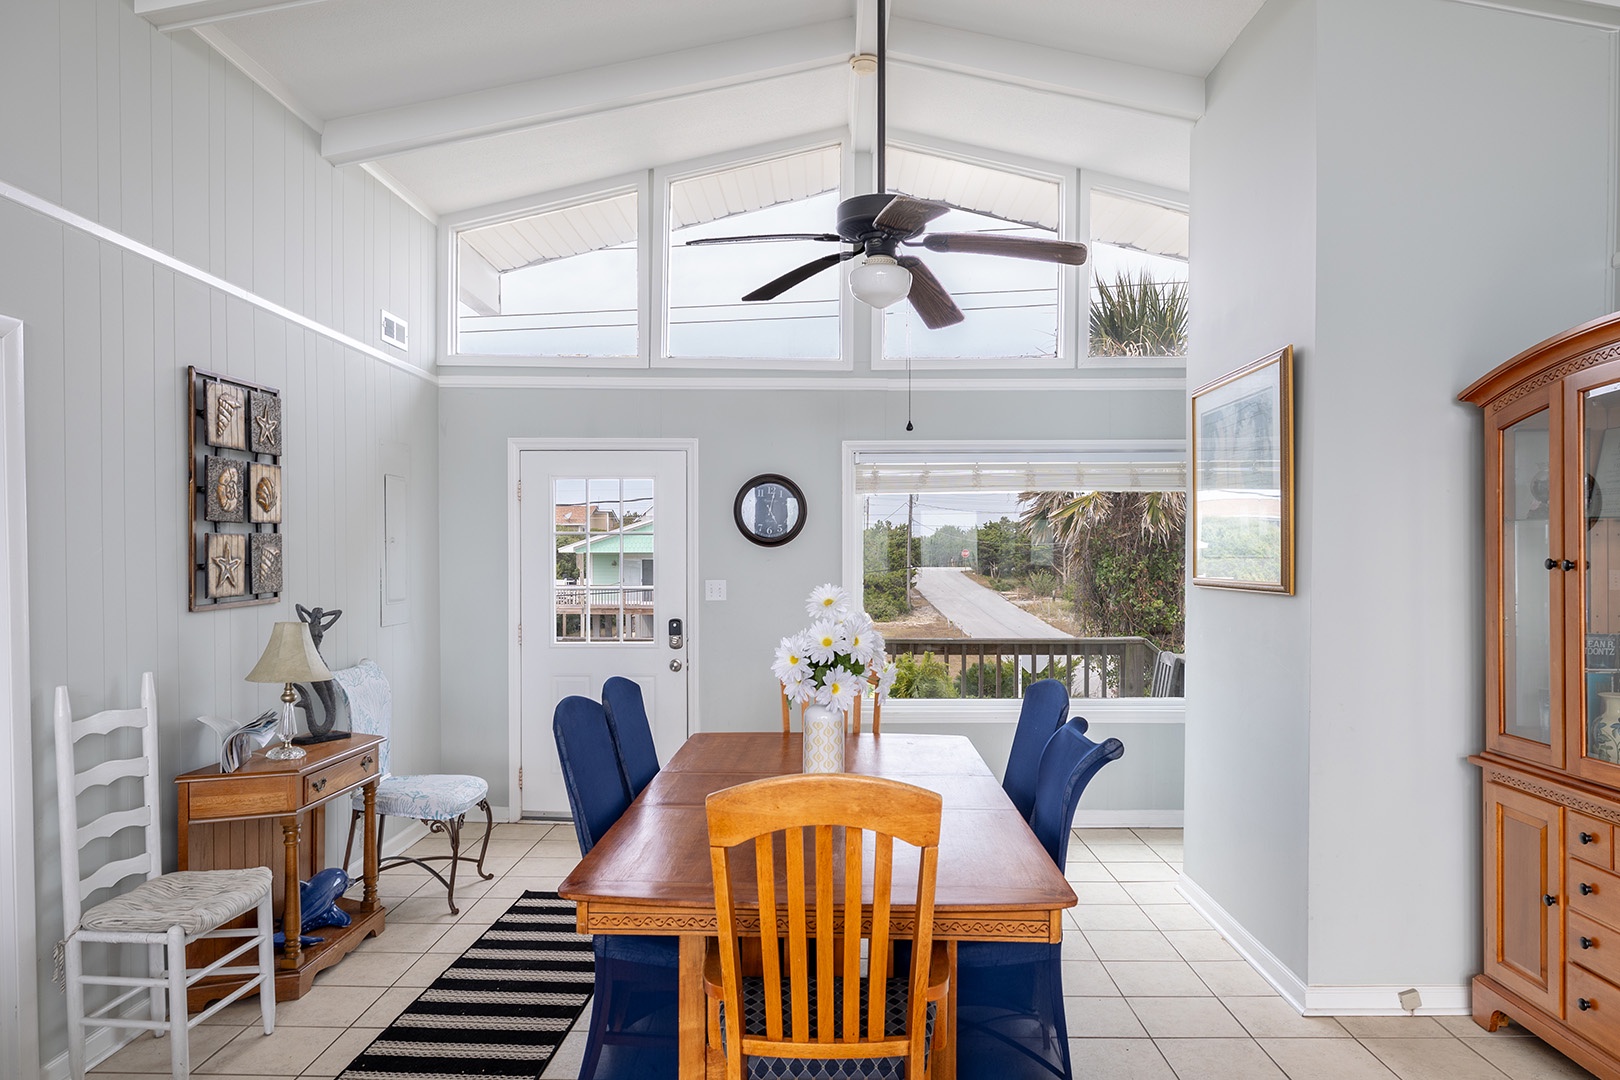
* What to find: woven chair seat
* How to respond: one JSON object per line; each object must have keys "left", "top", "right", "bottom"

{"left": 78, "top": 868, "right": 272, "bottom": 937}
{"left": 721, "top": 975, "right": 935, "bottom": 1080}
{"left": 353, "top": 773, "right": 488, "bottom": 820}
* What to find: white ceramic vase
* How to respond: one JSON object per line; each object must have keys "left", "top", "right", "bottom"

{"left": 802, "top": 703, "right": 845, "bottom": 773}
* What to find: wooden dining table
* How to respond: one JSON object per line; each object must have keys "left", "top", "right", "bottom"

{"left": 557, "top": 730, "right": 1078, "bottom": 1080}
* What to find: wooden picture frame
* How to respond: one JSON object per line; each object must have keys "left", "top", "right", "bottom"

{"left": 189, "top": 367, "right": 283, "bottom": 611}
{"left": 1191, "top": 346, "right": 1295, "bottom": 594}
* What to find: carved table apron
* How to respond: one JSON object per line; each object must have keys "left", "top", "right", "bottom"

{"left": 558, "top": 731, "right": 1078, "bottom": 1080}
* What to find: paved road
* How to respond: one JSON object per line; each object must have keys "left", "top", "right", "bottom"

{"left": 912, "top": 567, "right": 1071, "bottom": 639}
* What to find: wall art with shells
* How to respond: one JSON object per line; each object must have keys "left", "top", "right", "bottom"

{"left": 189, "top": 367, "right": 284, "bottom": 610}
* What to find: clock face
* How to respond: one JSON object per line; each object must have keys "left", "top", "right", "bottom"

{"left": 735, "top": 474, "right": 806, "bottom": 547}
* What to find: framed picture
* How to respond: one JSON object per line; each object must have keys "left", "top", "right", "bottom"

{"left": 189, "top": 367, "right": 283, "bottom": 611}
{"left": 1191, "top": 345, "right": 1295, "bottom": 594}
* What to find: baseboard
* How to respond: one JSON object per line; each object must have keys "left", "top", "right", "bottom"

{"left": 1072, "top": 809, "right": 1184, "bottom": 828}
{"left": 1178, "top": 875, "right": 1471, "bottom": 1015}
{"left": 42, "top": 998, "right": 152, "bottom": 1080}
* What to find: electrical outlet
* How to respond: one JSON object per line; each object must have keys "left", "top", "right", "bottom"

{"left": 705, "top": 580, "right": 727, "bottom": 601}
{"left": 1398, "top": 988, "right": 1422, "bottom": 1012}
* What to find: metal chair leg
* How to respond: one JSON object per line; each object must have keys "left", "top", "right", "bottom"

{"left": 472, "top": 799, "right": 495, "bottom": 880}
{"left": 444, "top": 813, "right": 464, "bottom": 915}
{"left": 343, "top": 807, "right": 362, "bottom": 868}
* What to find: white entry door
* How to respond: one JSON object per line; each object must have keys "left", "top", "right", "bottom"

{"left": 518, "top": 448, "right": 690, "bottom": 816}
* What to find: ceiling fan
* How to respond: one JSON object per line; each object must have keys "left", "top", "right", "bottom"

{"left": 683, "top": 0, "right": 1088, "bottom": 329}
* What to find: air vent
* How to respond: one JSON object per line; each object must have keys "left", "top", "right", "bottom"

{"left": 380, "top": 310, "right": 408, "bottom": 351}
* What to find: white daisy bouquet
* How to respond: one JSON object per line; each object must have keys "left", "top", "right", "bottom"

{"left": 772, "top": 583, "right": 897, "bottom": 713}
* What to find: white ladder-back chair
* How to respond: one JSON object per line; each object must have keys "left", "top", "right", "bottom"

{"left": 54, "top": 672, "right": 276, "bottom": 1080}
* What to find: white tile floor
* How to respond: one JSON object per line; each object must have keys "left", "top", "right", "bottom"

{"left": 90, "top": 825, "right": 1595, "bottom": 1080}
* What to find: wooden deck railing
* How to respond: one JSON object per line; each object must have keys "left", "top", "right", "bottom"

{"left": 885, "top": 636, "right": 1162, "bottom": 699}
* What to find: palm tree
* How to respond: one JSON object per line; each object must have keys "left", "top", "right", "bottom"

{"left": 1089, "top": 269, "right": 1188, "bottom": 357}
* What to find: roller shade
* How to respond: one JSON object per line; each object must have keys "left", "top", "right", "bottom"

{"left": 853, "top": 450, "right": 1186, "bottom": 494}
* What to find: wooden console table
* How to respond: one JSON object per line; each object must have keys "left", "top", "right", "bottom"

{"left": 175, "top": 733, "right": 386, "bottom": 1005}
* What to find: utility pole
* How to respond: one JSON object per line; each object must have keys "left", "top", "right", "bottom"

{"left": 906, "top": 493, "right": 915, "bottom": 611}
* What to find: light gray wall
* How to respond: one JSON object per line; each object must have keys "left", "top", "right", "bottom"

{"left": 438, "top": 385, "right": 1185, "bottom": 804}
{"left": 1187, "top": 0, "right": 1318, "bottom": 979}
{"left": 0, "top": 1, "right": 441, "bottom": 1067}
{"left": 1190, "top": 0, "right": 1617, "bottom": 993}
{"left": 1308, "top": 0, "right": 1614, "bottom": 989}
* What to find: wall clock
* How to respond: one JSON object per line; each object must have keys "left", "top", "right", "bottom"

{"left": 734, "top": 474, "right": 806, "bottom": 547}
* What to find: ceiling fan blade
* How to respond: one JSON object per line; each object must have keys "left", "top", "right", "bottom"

{"left": 896, "top": 256, "right": 964, "bottom": 329}
{"left": 920, "top": 233, "right": 1089, "bottom": 265}
{"left": 742, "top": 252, "right": 853, "bottom": 302}
{"left": 686, "top": 233, "right": 846, "bottom": 246}
{"left": 873, "top": 196, "right": 950, "bottom": 236}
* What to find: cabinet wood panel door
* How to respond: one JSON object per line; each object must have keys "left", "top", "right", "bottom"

{"left": 1486, "top": 783, "right": 1563, "bottom": 1014}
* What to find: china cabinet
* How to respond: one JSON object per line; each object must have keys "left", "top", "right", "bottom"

{"left": 1462, "top": 311, "right": 1620, "bottom": 1078}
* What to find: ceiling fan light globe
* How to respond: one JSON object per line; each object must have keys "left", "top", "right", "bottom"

{"left": 849, "top": 255, "right": 913, "bottom": 309}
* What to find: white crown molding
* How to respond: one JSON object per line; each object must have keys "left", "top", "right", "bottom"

{"left": 438, "top": 373, "right": 1183, "bottom": 392}
{"left": 0, "top": 179, "right": 437, "bottom": 386}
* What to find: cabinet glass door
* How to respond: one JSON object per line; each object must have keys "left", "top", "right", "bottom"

{"left": 1584, "top": 383, "right": 1620, "bottom": 766}
{"left": 1503, "top": 409, "right": 1553, "bottom": 747}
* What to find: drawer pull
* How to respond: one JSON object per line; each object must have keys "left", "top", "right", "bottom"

{"left": 1565, "top": 559, "right": 1580, "bottom": 571}
{"left": 1547, "top": 894, "right": 1559, "bottom": 906}
{"left": 1583, "top": 936, "right": 1596, "bottom": 949}
{"left": 1583, "top": 832, "right": 1598, "bottom": 845}
{"left": 361, "top": 755, "right": 375, "bottom": 772}
{"left": 310, "top": 777, "right": 327, "bottom": 794}
{"left": 1546, "top": 558, "right": 1560, "bottom": 570}
{"left": 1581, "top": 998, "right": 1594, "bottom": 1011}
{"left": 1582, "top": 882, "right": 1596, "bottom": 896}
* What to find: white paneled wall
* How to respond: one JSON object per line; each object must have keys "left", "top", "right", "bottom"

{"left": 0, "top": 2, "right": 440, "bottom": 1072}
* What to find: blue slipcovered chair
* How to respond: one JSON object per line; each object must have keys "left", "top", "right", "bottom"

{"left": 337, "top": 660, "right": 493, "bottom": 915}
{"left": 1001, "top": 679, "right": 1071, "bottom": 821}
{"left": 601, "top": 676, "right": 661, "bottom": 798}
{"left": 554, "top": 695, "right": 678, "bottom": 1079}
{"left": 957, "top": 717, "right": 1124, "bottom": 1080}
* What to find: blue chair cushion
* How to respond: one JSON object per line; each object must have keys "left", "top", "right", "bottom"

{"left": 351, "top": 773, "right": 488, "bottom": 820}
{"left": 721, "top": 975, "right": 934, "bottom": 1080}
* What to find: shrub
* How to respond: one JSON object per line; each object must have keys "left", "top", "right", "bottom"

{"left": 890, "top": 653, "right": 959, "bottom": 699}
{"left": 862, "top": 570, "right": 912, "bottom": 622}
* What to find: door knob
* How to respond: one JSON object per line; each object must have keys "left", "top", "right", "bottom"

{"left": 1564, "top": 559, "right": 1579, "bottom": 571}
{"left": 1547, "top": 558, "right": 1560, "bottom": 570}
{"left": 1583, "top": 832, "right": 1597, "bottom": 844}
{"left": 1583, "top": 882, "right": 1596, "bottom": 895}
{"left": 669, "top": 659, "right": 683, "bottom": 672}
{"left": 1583, "top": 936, "right": 1595, "bottom": 949}
{"left": 1547, "top": 894, "right": 1559, "bottom": 906}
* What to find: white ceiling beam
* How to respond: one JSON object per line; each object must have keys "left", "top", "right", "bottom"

{"left": 889, "top": 18, "right": 1204, "bottom": 122}
{"left": 1446, "top": 0, "right": 1620, "bottom": 29}
{"left": 321, "top": 19, "right": 857, "bottom": 166}
{"left": 134, "top": 0, "right": 335, "bottom": 32}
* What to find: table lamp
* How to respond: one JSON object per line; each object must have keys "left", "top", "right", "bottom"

{"left": 245, "top": 621, "right": 333, "bottom": 761}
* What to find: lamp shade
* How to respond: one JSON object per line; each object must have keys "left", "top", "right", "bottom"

{"left": 848, "top": 254, "right": 912, "bottom": 309}
{"left": 245, "top": 621, "right": 334, "bottom": 684}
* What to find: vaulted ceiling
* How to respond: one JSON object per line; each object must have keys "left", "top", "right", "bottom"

{"left": 135, "top": 0, "right": 1267, "bottom": 219}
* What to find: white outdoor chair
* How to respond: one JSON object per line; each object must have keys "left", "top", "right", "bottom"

{"left": 55, "top": 672, "right": 276, "bottom": 1080}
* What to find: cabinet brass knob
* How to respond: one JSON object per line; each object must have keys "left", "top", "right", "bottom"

{"left": 310, "top": 777, "right": 327, "bottom": 793}
{"left": 1547, "top": 894, "right": 1559, "bottom": 906}
{"left": 1581, "top": 998, "right": 1594, "bottom": 1011}
{"left": 1546, "top": 558, "right": 1560, "bottom": 570}
{"left": 1583, "top": 832, "right": 1597, "bottom": 844}
{"left": 1583, "top": 882, "right": 1596, "bottom": 896}
{"left": 1583, "top": 936, "right": 1595, "bottom": 949}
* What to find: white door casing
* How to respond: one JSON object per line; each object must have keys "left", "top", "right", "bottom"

{"left": 0, "top": 315, "right": 38, "bottom": 1080}
{"left": 510, "top": 440, "right": 695, "bottom": 817}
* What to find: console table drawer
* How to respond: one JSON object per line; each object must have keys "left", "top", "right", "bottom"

{"left": 303, "top": 748, "right": 379, "bottom": 803}
{"left": 1569, "top": 859, "right": 1620, "bottom": 930}
{"left": 1570, "top": 812, "right": 1614, "bottom": 870}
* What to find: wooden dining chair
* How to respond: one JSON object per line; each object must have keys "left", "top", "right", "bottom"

{"left": 703, "top": 773, "right": 949, "bottom": 1080}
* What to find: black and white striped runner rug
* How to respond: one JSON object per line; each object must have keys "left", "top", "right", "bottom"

{"left": 337, "top": 891, "right": 593, "bottom": 1080}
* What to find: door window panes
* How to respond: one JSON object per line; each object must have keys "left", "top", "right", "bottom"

{"left": 1585, "top": 385, "right": 1620, "bottom": 760}
{"left": 553, "top": 477, "right": 656, "bottom": 643}
{"left": 1503, "top": 410, "right": 1553, "bottom": 745}
{"left": 456, "top": 191, "right": 638, "bottom": 358}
